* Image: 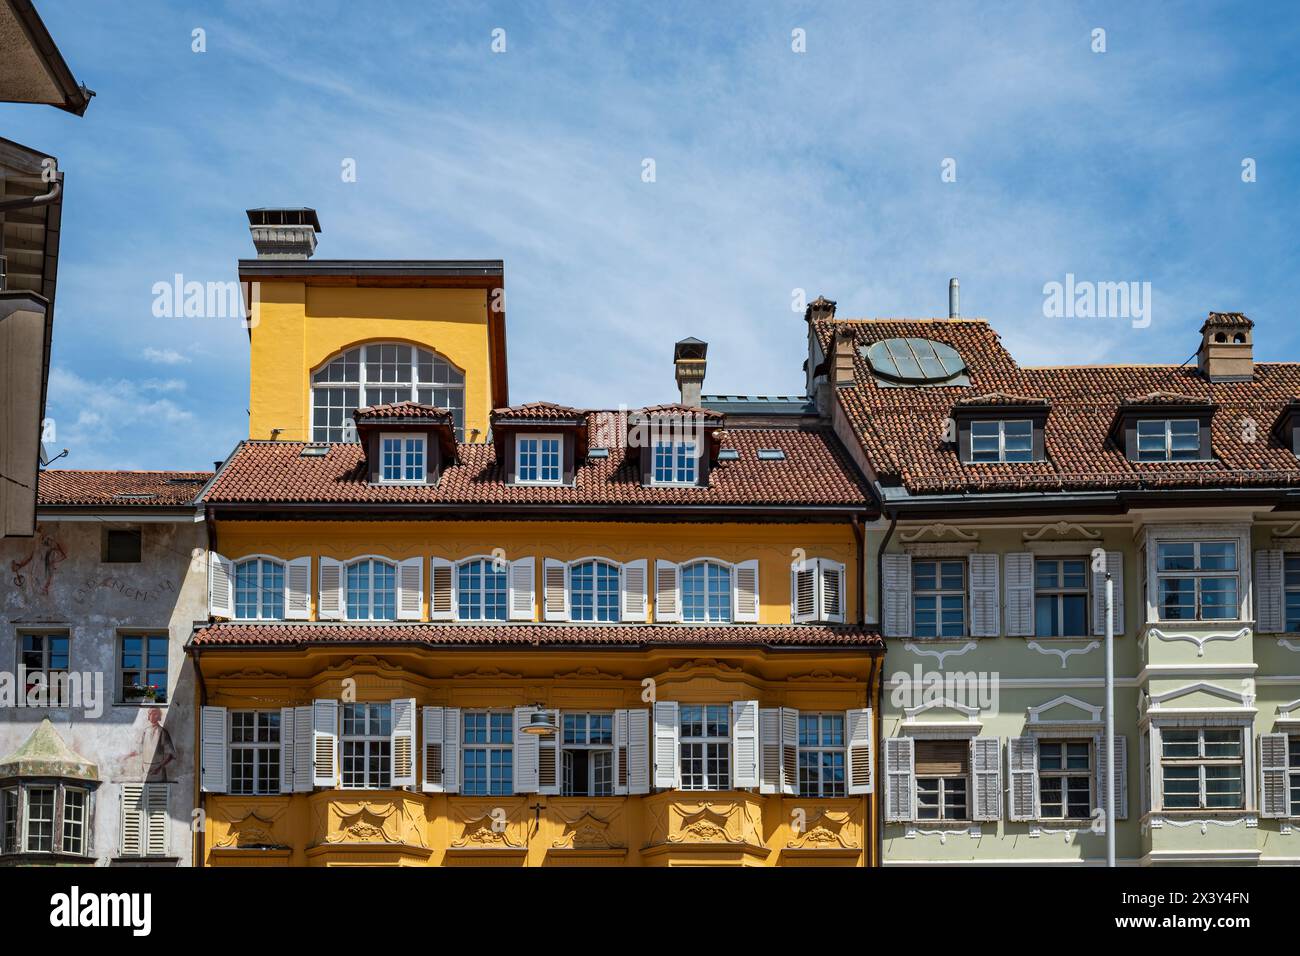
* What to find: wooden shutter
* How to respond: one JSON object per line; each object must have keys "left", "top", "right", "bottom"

{"left": 626, "top": 708, "right": 650, "bottom": 795}
{"left": 293, "top": 705, "right": 312, "bottom": 792}
{"left": 120, "top": 784, "right": 143, "bottom": 856}
{"left": 442, "top": 707, "right": 461, "bottom": 794}
{"left": 883, "top": 737, "right": 915, "bottom": 822}
{"left": 1004, "top": 552, "right": 1035, "bottom": 637}
{"left": 209, "top": 553, "right": 234, "bottom": 618}
{"left": 144, "top": 783, "right": 169, "bottom": 856}
{"left": 731, "top": 699, "right": 760, "bottom": 788}
{"left": 1091, "top": 552, "right": 1124, "bottom": 636}
{"left": 759, "top": 708, "right": 782, "bottom": 793}
{"left": 199, "top": 705, "right": 227, "bottom": 793}
{"left": 653, "top": 700, "right": 679, "bottom": 789}
{"left": 538, "top": 710, "right": 560, "bottom": 795}
{"left": 969, "top": 554, "right": 1001, "bottom": 638}
{"left": 280, "top": 706, "right": 296, "bottom": 793}
{"left": 1254, "top": 550, "right": 1285, "bottom": 634}
{"left": 792, "top": 564, "right": 817, "bottom": 623}
{"left": 654, "top": 560, "right": 681, "bottom": 622}
{"left": 421, "top": 706, "right": 445, "bottom": 793}
{"left": 390, "top": 698, "right": 417, "bottom": 787}
{"left": 822, "top": 560, "right": 846, "bottom": 623}
{"left": 781, "top": 707, "right": 799, "bottom": 795}
{"left": 1259, "top": 732, "right": 1291, "bottom": 818}
{"left": 285, "top": 556, "right": 312, "bottom": 619}
{"left": 970, "top": 736, "right": 1002, "bottom": 820}
{"left": 513, "top": 706, "right": 540, "bottom": 793}
{"left": 429, "top": 558, "right": 454, "bottom": 621}
{"left": 508, "top": 557, "right": 536, "bottom": 621}
{"left": 846, "top": 707, "right": 873, "bottom": 795}
{"left": 882, "top": 553, "right": 912, "bottom": 638}
{"left": 318, "top": 558, "right": 344, "bottom": 620}
{"left": 621, "top": 559, "right": 648, "bottom": 621}
{"left": 311, "top": 699, "right": 338, "bottom": 788}
{"left": 396, "top": 558, "right": 423, "bottom": 620}
{"left": 733, "top": 560, "right": 760, "bottom": 623}
{"left": 543, "top": 558, "right": 568, "bottom": 621}
{"left": 1008, "top": 736, "right": 1040, "bottom": 821}
{"left": 1097, "top": 734, "right": 1128, "bottom": 819}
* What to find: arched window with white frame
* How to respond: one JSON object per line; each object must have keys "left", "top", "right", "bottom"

{"left": 681, "top": 560, "right": 733, "bottom": 623}
{"left": 569, "top": 559, "right": 621, "bottom": 622}
{"left": 345, "top": 558, "right": 397, "bottom": 621}
{"left": 457, "top": 557, "right": 508, "bottom": 621}
{"left": 311, "top": 343, "right": 465, "bottom": 442}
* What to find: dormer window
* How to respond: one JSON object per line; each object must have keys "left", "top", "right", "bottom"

{"left": 653, "top": 440, "right": 698, "bottom": 485}
{"left": 379, "top": 433, "right": 426, "bottom": 482}
{"left": 951, "top": 395, "right": 1049, "bottom": 465}
{"left": 970, "top": 419, "right": 1034, "bottom": 463}
{"left": 515, "top": 433, "right": 563, "bottom": 485}
{"left": 1136, "top": 419, "right": 1201, "bottom": 462}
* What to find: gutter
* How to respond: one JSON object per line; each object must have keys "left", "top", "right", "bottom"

{"left": 0, "top": 179, "right": 61, "bottom": 212}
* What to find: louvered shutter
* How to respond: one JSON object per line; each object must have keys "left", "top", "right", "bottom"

{"left": 120, "top": 784, "right": 143, "bottom": 856}
{"left": 781, "top": 707, "right": 799, "bottom": 795}
{"left": 970, "top": 736, "right": 1002, "bottom": 820}
{"left": 429, "top": 558, "right": 454, "bottom": 621}
{"left": 209, "top": 553, "right": 234, "bottom": 618}
{"left": 759, "top": 708, "right": 782, "bottom": 793}
{"left": 822, "top": 560, "right": 846, "bottom": 623}
{"left": 318, "top": 558, "right": 344, "bottom": 620}
{"left": 733, "top": 560, "right": 760, "bottom": 623}
{"left": 538, "top": 710, "right": 560, "bottom": 795}
{"left": 846, "top": 707, "right": 873, "bottom": 795}
{"left": 293, "top": 704, "right": 312, "bottom": 792}
{"left": 513, "top": 706, "right": 540, "bottom": 793}
{"left": 396, "top": 558, "right": 423, "bottom": 620}
{"left": 653, "top": 701, "right": 679, "bottom": 788}
{"left": 1008, "top": 736, "right": 1040, "bottom": 821}
{"left": 969, "top": 554, "right": 1001, "bottom": 638}
{"left": 1004, "top": 552, "right": 1035, "bottom": 637}
{"left": 731, "top": 700, "right": 760, "bottom": 788}
{"left": 1097, "top": 734, "right": 1128, "bottom": 819}
{"left": 145, "top": 783, "right": 169, "bottom": 856}
{"left": 1254, "top": 550, "right": 1285, "bottom": 634}
{"left": 421, "top": 706, "right": 445, "bottom": 793}
{"left": 626, "top": 708, "right": 650, "bottom": 794}
{"left": 882, "top": 554, "right": 912, "bottom": 638}
{"left": 614, "top": 708, "right": 630, "bottom": 795}
{"left": 654, "top": 560, "right": 681, "bottom": 622}
{"left": 884, "top": 737, "right": 915, "bottom": 821}
{"left": 390, "top": 698, "right": 417, "bottom": 787}
{"left": 1260, "top": 733, "right": 1291, "bottom": 817}
{"left": 311, "top": 699, "right": 338, "bottom": 787}
{"left": 280, "top": 706, "right": 296, "bottom": 793}
{"left": 284, "top": 556, "right": 312, "bottom": 619}
{"left": 442, "top": 707, "right": 461, "bottom": 794}
{"left": 200, "top": 705, "right": 227, "bottom": 793}
{"left": 508, "top": 557, "right": 536, "bottom": 621}
{"left": 792, "top": 564, "right": 817, "bottom": 623}
{"left": 543, "top": 558, "right": 569, "bottom": 621}
{"left": 1091, "top": 552, "right": 1124, "bottom": 636}
{"left": 621, "top": 559, "right": 648, "bottom": 622}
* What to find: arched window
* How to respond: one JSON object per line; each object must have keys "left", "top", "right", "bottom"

{"left": 311, "top": 343, "right": 465, "bottom": 442}
{"left": 234, "top": 558, "right": 284, "bottom": 620}
{"left": 457, "top": 558, "right": 507, "bottom": 621}
{"left": 346, "top": 559, "right": 396, "bottom": 621}
{"left": 681, "top": 561, "right": 732, "bottom": 623}
{"left": 570, "top": 560, "right": 620, "bottom": 622}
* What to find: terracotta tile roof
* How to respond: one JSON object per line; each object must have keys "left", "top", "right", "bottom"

{"left": 201, "top": 425, "right": 871, "bottom": 509}
{"left": 816, "top": 316, "right": 1300, "bottom": 495}
{"left": 353, "top": 401, "right": 452, "bottom": 423}
{"left": 1203, "top": 312, "right": 1253, "bottom": 330}
{"left": 188, "top": 621, "right": 883, "bottom": 649}
{"left": 37, "top": 470, "right": 212, "bottom": 507}
{"left": 632, "top": 403, "right": 724, "bottom": 421}
{"left": 491, "top": 401, "right": 586, "bottom": 422}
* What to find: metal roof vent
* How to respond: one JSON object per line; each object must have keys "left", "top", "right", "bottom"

{"left": 247, "top": 208, "right": 321, "bottom": 259}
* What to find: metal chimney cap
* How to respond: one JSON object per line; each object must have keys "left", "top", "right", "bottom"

{"left": 674, "top": 337, "right": 708, "bottom": 361}
{"left": 246, "top": 207, "right": 321, "bottom": 232}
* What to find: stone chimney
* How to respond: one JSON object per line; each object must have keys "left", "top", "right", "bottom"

{"left": 804, "top": 295, "right": 837, "bottom": 324}
{"left": 247, "top": 207, "right": 321, "bottom": 259}
{"left": 673, "top": 337, "right": 708, "bottom": 406}
{"left": 1198, "top": 312, "right": 1254, "bottom": 382}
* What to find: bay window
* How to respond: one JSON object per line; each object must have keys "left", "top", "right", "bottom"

{"left": 462, "top": 711, "right": 513, "bottom": 796}
{"left": 229, "top": 710, "right": 281, "bottom": 795}
{"left": 679, "top": 705, "right": 730, "bottom": 791}
{"left": 561, "top": 712, "right": 614, "bottom": 796}
{"left": 797, "top": 713, "right": 846, "bottom": 797}
{"left": 1156, "top": 541, "right": 1239, "bottom": 621}
{"left": 340, "top": 702, "right": 391, "bottom": 790}
{"left": 1160, "top": 728, "right": 1244, "bottom": 810}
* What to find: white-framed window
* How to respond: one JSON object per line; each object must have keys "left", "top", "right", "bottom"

{"left": 970, "top": 419, "right": 1033, "bottom": 463}
{"left": 1160, "top": 728, "right": 1245, "bottom": 810}
{"left": 681, "top": 560, "right": 732, "bottom": 623}
{"left": 1155, "top": 540, "right": 1238, "bottom": 621}
{"left": 1038, "top": 739, "right": 1093, "bottom": 819}
{"left": 561, "top": 712, "right": 614, "bottom": 796}
{"left": 62, "top": 788, "right": 87, "bottom": 856}
{"left": 1136, "top": 418, "right": 1201, "bottom": 461}
{"left": 457, "top": 557, "right": 508, "bottom": 621}
{"left": 680, "top": 705, "right": 730, "bottom": 791}
{"left": 229, "top": 710, "right": 282, "bottom": 795}
{"left": 234, "top": 557, "right": 284, "bottom": 620}
{"left": 915, "top": 740, "right": 969, "bottom": 821}
{"left": 569, "top": 560, "right": 620, "bottom": 622}
{"left": 345, "top": 558, "right": 397, "bottom": 621}
{"left": 1284, "top": 554, "right": 1300, "bottom": 632}
{"left": 311, "top": 343, "right": 465, "bottom": 442}
{"left": 798, "top": 713, "right": 846, "bottom": 797}
{"left": 340, "top": 702, "right": 391, "bottom": 790}
{"left": 0, "top": 787, "right": 14, "bottom": 853}
{"left": 1034, "top": 557, "right": 1089, "bottom": 637}
{"left": 18, "top": 630, "right": 68, "bottom": 696}
{"left": 117, "top": 632, "right": 169, "bottom": 704}
{"left": 912, "top": 559, "right": 966, "bottom": 638}
{"left": 22, "top": 786, "right": 55, "bottom": 853}
{"left": 652, "top": 440, "right": 698, "bottom": 485}
{"left": 462, "top": 711, "right": 513, "bottom": 796}
{"left": 515, "top": 433, "right": 562, "bottom": 484}
{"left": 379, "top": 433, "right": 426, "bottom": 483}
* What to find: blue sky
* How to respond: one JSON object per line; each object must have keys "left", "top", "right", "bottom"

{"left": 5, "top": 0, "right": 1299, "bottom": 470}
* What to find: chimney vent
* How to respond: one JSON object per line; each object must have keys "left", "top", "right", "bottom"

{"left": 832, "top": 327, "right": 857, "bottom": 387}
{"left": 804, "top": 295, "right": 837, "bottom": 323}
{"left": 673, "top": 338, "right": 708, "bottom": 406}
{"left": 247, "top": 207, "right": 321, "bottom": 259}
{"left": 1198, "top": 312, "right": 1254, "bottom": 382}
{"left": 949, "top": 278, "right": 959, "bottom": 319}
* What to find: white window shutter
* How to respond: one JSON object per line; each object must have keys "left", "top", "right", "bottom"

{"left": 144, "top": 783, "right": 169, "bottom": 856}
{"left": 513, "top": 706, "right": 540, "bottom": 793}
{"left": 1254, "top": 550, "right": 1285, "bottom": 634}
{"left": 293, "top": 705, "right": 312, "bottom": 792}
{"left": 882, "top": 553, "right": 912, "bottom": 638}
{"left": 883, "top": 736, "right": 915, "bottom": 822}
{"left": 200, "top": 705, "right": 228, "bottom": 793}
{"left": 733, "top": 560, "right": 760, "bottom": 623}
{"left": 626, "top": 708, "right": 650, "bottom": 795}
{"left": 970, "top": 736, "right": 1002, "bottom": 820}
{"left": 421, "top": 706, "right": 445, "bottom": 793}
{"left": 280, "top": 706, "right": 296, "bottom": 793}
{"left": 1260, "top": 732, "right": 1291, "bottom": 817}
{"left": 209, "top": 553, "right": 234, "bottom": 618}
{"left": 284, "top": 556, "right": 312, "bottom": 620}
{"left": 390, "top": 698, "right": 417, "bottom": 787}
{"left": 1097, "top": 734, "right": 1128, "bottom": 820}
{"left": 1004, "top": 552, "right": 1035, "bottom": 637}
{"left": 759, "top": 708, "right": 782, "bottom": 794}
{"left": 731, "top": 700, "right": 760, "bottom": 788}
{"left": 543, "top": 558, "right": 569, "bottom": 621}
{"left": 396, "top": 558, "right": 423, "bottom": 620}
{"left": 429, "top": 558, "right": 454, "bottom": 621}
{"left": 312, "top": 699, "right": 338, "bottom": 787}
{"left": 1091, "top": 552, "right": 1124, "bottom": 636}
{"left": 538, "top": 710, "right": 560, "bottom": 795}
{"left": 781, "top": 707, "right": 799, "bottom": 795}
{"left": 969, "top": 553, "right": 1001, "bottom": 638}
{"left": 846, "top": 708, "right": 874, "bottom": 795}
{"left": 654, "top": 559, "right": 681, "bottom": 622}
{"left": 1008, "top": 736, "right": 1040, "bottom": 821}
{"left": 120, "top": 784, "right": 143, "bottom": 856}
{"left": 822, "top": 560, "right": 846, "bottom": 624}
{"left": 442, "top": 707, "right": 461, "bottom": 794}
{"left": 621, "top": 559, "right": 648, "bottom": 622}
{"left": 508, "top": 557, "right": 536, "bottom": 621}
{"left": 318, "top": 558, "right": 344, "bottom": 620}
{"left": 792, "top": 563, "right": 817, "bottom": 623}
{"left": 653, "top": 700, "right": 679, "bottom": 789}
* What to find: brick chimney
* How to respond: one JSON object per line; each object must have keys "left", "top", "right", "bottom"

{"left": 673, "top": 337, "right": 708, "bottom": 406}
{"left": 804, "top": 295, "right": 837, "bottom": 324}
{"left": 1198, "top": 313, "right": 1254, "bottom": 382}
{"left": 247, "top": 208, "right": 321, "bottom": 259}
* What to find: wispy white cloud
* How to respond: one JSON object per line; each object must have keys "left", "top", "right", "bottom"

{"left": 142, "top": 347, "right": 191, "bottom": 365}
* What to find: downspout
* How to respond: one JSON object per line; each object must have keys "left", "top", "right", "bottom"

{"left": 874, "top": 511, "right": 897, "bottom": 870}
{"left": 850, "top": 513, "right": 866, "bottom": 625}
{"left": 0, "top": 179, "right": 62, "bottom": 212}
